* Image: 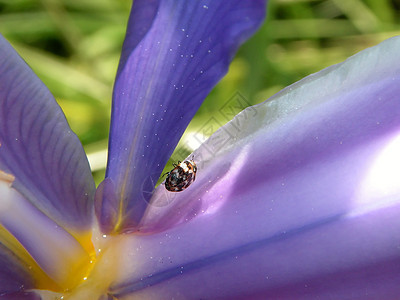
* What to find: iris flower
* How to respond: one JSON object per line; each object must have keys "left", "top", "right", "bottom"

{"left": 1, "top": 0, "right": 400, "bottom": 299}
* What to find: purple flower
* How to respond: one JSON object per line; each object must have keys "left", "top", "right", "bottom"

{"left": 1, "top": 1, "right": 400, "bottom": 300}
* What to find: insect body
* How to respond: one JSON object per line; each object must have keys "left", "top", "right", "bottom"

{"left": 165, "top": 159, "right": 197, "bottom": 192}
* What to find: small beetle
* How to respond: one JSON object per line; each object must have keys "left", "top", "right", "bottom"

{"left": 164, "top": 159, "right": 197, "bottom": 192}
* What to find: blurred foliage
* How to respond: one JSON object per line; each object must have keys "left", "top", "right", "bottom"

{"left": 1, "top": 0, "right": 400, "bottom": 185}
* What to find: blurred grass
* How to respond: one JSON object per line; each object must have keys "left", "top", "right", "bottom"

{"left": 1, "top": 0, "right": 400, "bottom": 185}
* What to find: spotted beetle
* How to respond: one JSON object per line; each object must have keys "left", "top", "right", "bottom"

{"left": 164, "top": 159, "right": 197, "bottom": 192}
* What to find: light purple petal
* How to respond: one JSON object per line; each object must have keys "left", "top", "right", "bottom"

{"left": 102, "top": 0, "right": 267, "bottom": 232}
{"left": 109, "top": 36, "right": 400, "bottom": 298}
{"left": 0, "top": 179, "right": 91, "bottom": 287}
{"left": 0, "top": 35, "right": 95, "bottom": 231}
{"left": 0, "top": 243, "right": 38, "bottom": 298}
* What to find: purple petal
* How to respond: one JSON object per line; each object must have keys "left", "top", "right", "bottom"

{"left": 0, "top": 293, "right": 40, "bottom": 300}
{"left": 0, "top": 35, "right": 95, "bottom": 231}
{"left": 95, "top": 178, "right": 119, "bottom": 234}
{"left": 109, "top": 36, "right": 400, "bottom": 298}
{"left": 0, "top": 243, "right": 38, "bottom": 298}
{"left": 103, "top": 0, "right": 267, "bottom": 232}
{"left": 112, "top": 205, "right": 400, "bottom": 299}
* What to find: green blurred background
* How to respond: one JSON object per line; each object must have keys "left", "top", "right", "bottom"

{"left": 1, "top": 0, "right": 400, "bottom": 185}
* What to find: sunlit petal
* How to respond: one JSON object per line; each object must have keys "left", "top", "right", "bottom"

{"left": 107, "top": 36, "right": 400, "bottom": 298}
